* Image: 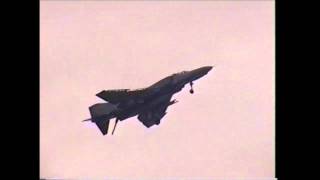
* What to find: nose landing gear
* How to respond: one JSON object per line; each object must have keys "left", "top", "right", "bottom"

{"left": 189, "top": 82, "right": 194, "bottom": 94}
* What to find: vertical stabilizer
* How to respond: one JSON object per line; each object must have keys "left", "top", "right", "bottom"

{"left": 88, "top": 103, "right": 117, "bottom": 135}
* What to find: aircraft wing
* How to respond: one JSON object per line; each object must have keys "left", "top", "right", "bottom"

{"left": 96, "top": 88, "right": 153, "bottom": 104}
{"left": 137, "top": 94, "right": 176, "bottom": 128}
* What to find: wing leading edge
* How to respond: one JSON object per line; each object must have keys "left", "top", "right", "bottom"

{"left": 96, "top": 88, "right": 151, "bottom": 104}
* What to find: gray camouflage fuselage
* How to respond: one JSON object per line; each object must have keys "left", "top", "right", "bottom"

{"left": 84, "top": 66, "right": 213, "bottom": 135}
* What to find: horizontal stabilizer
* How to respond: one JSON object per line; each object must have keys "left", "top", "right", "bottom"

{"left": 95, "top": 119, "right": 110, "bottom": 135}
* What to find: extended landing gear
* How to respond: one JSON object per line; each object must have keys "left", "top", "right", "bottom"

{"left": 189, "top": 81, "right": 194, "bottom": 94}
{"left": 112, "top": 118, "right": 119, "bottom": 135}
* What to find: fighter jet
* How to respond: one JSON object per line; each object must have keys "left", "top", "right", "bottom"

{"left": 83, "top": 66, "right": 213, "bottom": 135}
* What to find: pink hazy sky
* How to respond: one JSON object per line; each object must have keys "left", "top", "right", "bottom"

{"left": 40, "top": 1, "right": 275, "bottom": 179}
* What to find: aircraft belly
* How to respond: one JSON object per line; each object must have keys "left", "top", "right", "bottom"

{"left": 117, "top": 110, "right": 139, "bottom": 121}
{"left": 116, "top": 94, "right": 172, "bottom": 120}
{"left": 147, "top": 94, "right": 171, "bottom": 107}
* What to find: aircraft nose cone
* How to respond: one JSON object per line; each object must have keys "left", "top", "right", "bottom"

{"left": 187, "top": 66, "right": 214, "bottom": 81}
{"left": 198, "top": 66, "right": 213, "bottom": 74}
{"left": 202, "top": 66, "right": 213, "bottom": 73}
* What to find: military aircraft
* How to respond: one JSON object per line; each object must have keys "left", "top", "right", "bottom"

{"left": 83, "top": 66, "right": 213, "bottom": 135}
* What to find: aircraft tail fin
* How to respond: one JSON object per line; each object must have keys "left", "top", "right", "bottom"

{"left": 87, "top": 103, "right": 116, "bottom": 135}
